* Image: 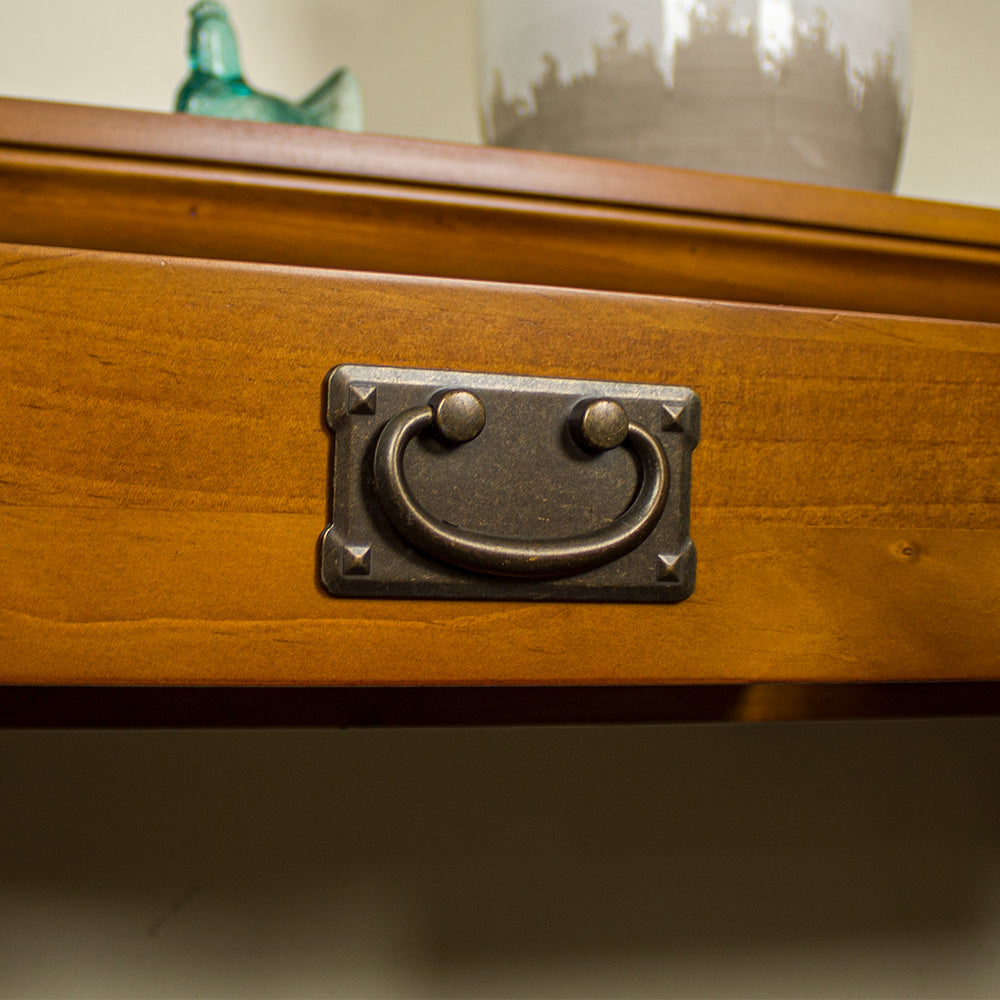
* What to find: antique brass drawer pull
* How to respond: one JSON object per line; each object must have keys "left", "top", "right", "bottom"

{"left": 321, "top": 364, "right": 699, "bottom": 603}
{"left": 372, "top": 390, "right": 670, "bottom": 578}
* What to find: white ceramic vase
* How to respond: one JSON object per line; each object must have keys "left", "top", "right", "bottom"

{"left": 479, "top": 0, "right": 910, "bottom": 191}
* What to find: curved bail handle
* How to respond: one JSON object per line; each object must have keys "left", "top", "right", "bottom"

{"left": 372, "top": 390, "right": 669, "bottom": 579}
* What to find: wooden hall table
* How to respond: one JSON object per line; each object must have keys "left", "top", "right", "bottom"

{"left": 2, "top": 98, "right": 999, "bottom": 726}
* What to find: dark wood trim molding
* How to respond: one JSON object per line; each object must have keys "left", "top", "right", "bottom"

{"left": 3, "top": 98, "right": 1000, "bottom": 321}
{"left": 3, "top": 684, "right": 999, "bottom": 728}
{"left": 2, "top": 97, "right": 998, "bottom": 246}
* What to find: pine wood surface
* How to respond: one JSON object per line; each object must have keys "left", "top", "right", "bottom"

{"left": 3, "top": 99, "right": 1000, "bottom": 323}
{"left": 4, "top": 98, "right": 998, "bottom": 244}
{"left": 3, "top": 242, "right": 998, "bottom": 687}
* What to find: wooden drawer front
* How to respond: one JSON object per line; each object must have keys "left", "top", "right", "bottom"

{"left": 2, "top": 243, "right": 999, "bottom": 686}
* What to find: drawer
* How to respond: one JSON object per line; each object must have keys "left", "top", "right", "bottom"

{"left": 2, "top": 243, "right": 999, "bottom": 702}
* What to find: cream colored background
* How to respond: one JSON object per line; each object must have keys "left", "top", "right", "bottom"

{"left": 2, "top": 2, "right": 1000, "bottom": 997}
{"left": 0, "top": 0, "right": 999, "bottom": 206}
{"left": 3, "top": 722, "right": 1000, "bottom": 998}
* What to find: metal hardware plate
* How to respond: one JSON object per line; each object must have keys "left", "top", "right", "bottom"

{"left": 320, "top": 365, "right": 699, "bottom": 602}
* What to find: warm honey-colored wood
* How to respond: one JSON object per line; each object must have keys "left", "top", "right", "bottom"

{"left": 3, "top": 243, "right": 998, "bottom": 687}
{"left": 3, "top": 100, "right": 999, "bottom": 717}
{"left": 3, "top": 99, "right": 999, "bottom": 322}
{"left": 4, "top": 97, "right": 998, "bottom": 244}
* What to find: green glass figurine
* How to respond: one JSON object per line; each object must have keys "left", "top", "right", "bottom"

{"left": 175, "top": 0, "right": 362, "bottom": 130}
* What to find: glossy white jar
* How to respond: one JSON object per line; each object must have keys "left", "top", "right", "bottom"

{"left": 479, "top": 0, "right": 910, "bottom": 190}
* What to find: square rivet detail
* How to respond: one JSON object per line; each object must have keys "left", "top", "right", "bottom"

{"left": 661, "top": 403, "right": 688, "bottom": 434}
{"left": 656, "top": 541, "right": 694, "bottom": 584}
{"left": 347, "top": 384, "right": 377, "bottom": 415}
{"left": 342, "top": 544, "right": 372, "bottom": 575}
{"left": 656, "top": 552, "right": 685, "bottom": 583}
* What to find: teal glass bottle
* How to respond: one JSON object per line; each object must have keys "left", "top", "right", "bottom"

{"left": 175, "top": 0, "right": 362, "bottom": 130}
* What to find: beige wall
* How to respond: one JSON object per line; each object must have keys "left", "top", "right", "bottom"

{"left": 0, "top": 1, "right": 482, "bottom": 142}
{"left": 2, "top": 2, "right": 1000, "bottom": 997}
{"left": 3, "top": 721, "right": 1000, "bottom": 998}
{"left": 897, "top": 0, "right": 1000, "bottom": 207}
{"left": 1, "top": 0, "right": 999, "bottom": 206}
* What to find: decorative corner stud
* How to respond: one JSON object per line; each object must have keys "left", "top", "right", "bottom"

{"left": 341, "top": 544, "right": 372, "bottom": 576}
{"left": 661, "top": 402, "right": 689, "bottom": 435}
{"left": 347, "top": 384, "right": 377, "bottom": 415}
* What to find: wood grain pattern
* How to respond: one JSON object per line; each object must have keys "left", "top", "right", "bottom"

{"left": 3, "top": 243, "right": 998, "bottom": 687}
{"left": 3, "top": 97, "right": 998, "bottom": 245}
{"left": 3, "top": 100, "right": 1000, "bottom": 322}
